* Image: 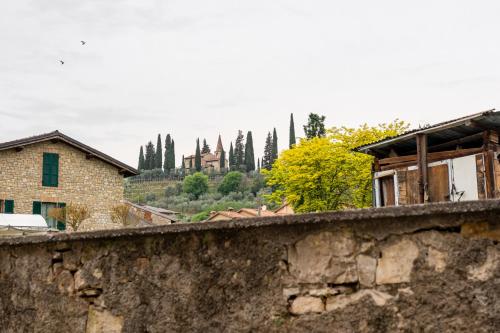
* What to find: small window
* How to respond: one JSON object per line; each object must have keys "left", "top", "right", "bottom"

{"left": 42, "top": 153, "right": 59, "bottom": 187}
{"left": 0, "top": 200, "right": 14, "bottom": 214}
{"left": 37, "top": 201, "right": 66, "bottom": 230}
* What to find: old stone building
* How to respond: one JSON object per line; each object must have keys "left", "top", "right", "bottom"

{"left": 0, "top": 131, "right": 138, "bottom": 230}
{"left": 184, "top": 135, "right": 228, "bottom": 173}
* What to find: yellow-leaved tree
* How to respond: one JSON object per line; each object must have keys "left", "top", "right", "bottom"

{"left": 263, "top": 120, "right": 409, "bottom": 212}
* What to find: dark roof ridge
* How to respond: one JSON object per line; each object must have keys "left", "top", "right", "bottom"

{"left": 0, "top": 130, "right": 138, "bottom": 177}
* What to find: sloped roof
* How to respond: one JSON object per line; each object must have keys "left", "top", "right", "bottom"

{"left": 0, "top": 131, "right": 138, "bottom": 177}
{"left": 355, "top": 109, "right": 500, "bottom": 155}
{"left": 237, "top": 208, "right": 277, "bottom": 217}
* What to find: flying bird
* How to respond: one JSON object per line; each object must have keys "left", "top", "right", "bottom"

{"left": 80, "top": 41, "right": 86, "bottom": 45}
{"left": 59, "top": 60, "right": 64, "bottom": 65}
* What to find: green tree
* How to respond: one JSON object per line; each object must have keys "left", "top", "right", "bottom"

{"left": 234, "top": 130, "right": 245, "bottom": 170}
{"left": 201, "top": 139, "right": 210, "bottom": 154}
{"left": 289, "top": 113, "right": 296, "bottom": 148}
{"left": 272, "top": 128, "right": 278, "bottom": 163}
{"left": 262, "top": 132, "right": 273, "bottom": 170}
{"left": 144, "top": 141, "right": 155, "bottom": 170}
{"left": 138, "top": 146, "right": 145, "bottom": 171}
{"left": 181, "top": 154, "right": 185, "bottom": 170}
{"left": 183, "top": 172, "right": 209, "bottom": 199}
{"left": 257, "top": 158, "right": 260, "bottom": 173}
{"left": 303, "top": 113, "right": 326, "bottom": 139}
{"left": 244, "top": 131, "right": 255, "bottom": 172}
{"left": 195, "top": 138, "right": 202, "bottom": 171}
{"left": 264, "top": 120, "right": 409, "bottom": 212}
{"left": 218, "top": 171, "right": 244, "bottom": 195}
{"left": 228, "top": 142, "right": 235, "bottom": 170}
{"left": 219, "top": 149, "right": 226, "bottom": 169}
{"left": 155, "top": 134, "right": 163, "bottom": 169}
{"left": 164, "top": 134, "right": 176, "bottom": 173}
{"left": 171, "top": 140, "right": 176, "bottom": 170}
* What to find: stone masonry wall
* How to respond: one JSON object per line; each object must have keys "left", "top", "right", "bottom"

{"left": 0, "top": 200, "right": 499, "bottom": 332}
{"left": 0, "top": 141, "right": 124, "bottom": 230}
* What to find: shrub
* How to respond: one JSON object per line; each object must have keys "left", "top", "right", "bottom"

{"left": 110, "top": 204, "right": 131, "bottom": 226}
{"left": 183, "top": 172, "right": 209, "bottom": 199}
{"left": 218, "top": 171, "right": 244, "bottom": 195}
{"left": 48, "top": 202, "right": 90, "bottom": 231}
{"left": 191, "top": 211, "right": 211, "bottom": 222}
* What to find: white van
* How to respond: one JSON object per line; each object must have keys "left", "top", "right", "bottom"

{"left": 0, "top": 214, "right": 54, "bottom": 237}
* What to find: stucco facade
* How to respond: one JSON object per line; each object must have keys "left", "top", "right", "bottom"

{"left": 0, "top": 138, "right": 134, "bottom": 231}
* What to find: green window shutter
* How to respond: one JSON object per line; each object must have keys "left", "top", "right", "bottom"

{"left": 4, "top": 200, "right": 14, "bottom": 214}
{"left": 57, "top": 202, "right": 66, "bottom": 231}
{"left": 32, "top": 201, "right": 42, "bottom": 214}
{"left": 42, "top": 153, "right": 59, "bottom": 187}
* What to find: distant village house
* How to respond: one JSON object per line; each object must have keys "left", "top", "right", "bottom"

{"left": 184, "top": 135, "right": 228, "bottom": 173}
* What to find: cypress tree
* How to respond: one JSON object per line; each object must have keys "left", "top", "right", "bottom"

{"left": 189, "top": 158, "right": 193, "bottom": 169}
{"left": 271, "top": 127, "right": 278, "bottom": 163}
{"left": 164, "top": 134, "right": 171, "bottom": 172}
{"left": 155, "top": 134, "right": 162, "bottom": 169}
{"left": 289, "top": 113, "right": 296, "bottom": 148}
{"left": 228, "top": 142, "right": 235, "bottom": 170}
{"left": 201, "top": 139, "right": 210, "bottom": 154}
{"left": 144, "top": 141, "right": 155, "bottom": 170}
{"left": 195, "top": 138, "right": 202, "bottom": 171}
{"left": 171, "top": 140, "right": 175, "bottom": 170}
{"left": 262, "top": 132, "right": 273, "bottom": 170}
{"left": 138, "top": 146, "right": 145, "bottom": 171}
{"left": 234, "top": 130, "right": 245, "bottom": 170}
{"left": 257, "top": 158, "right": 260, "bottom": 173}
{"left": 219, "top": 149, "right": 226, "bottom": 170}
{"left": 181, "top": 155, "right": 185, "bottom": 169}
{"left": 244, "top": 131, "right": 255, "bottom": 172}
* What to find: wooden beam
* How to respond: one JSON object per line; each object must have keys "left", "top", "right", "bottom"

{"left": 14, "top": 146, "right": 24, "bottom": 152}
{"left": 379, "top": 147, "right": 483, "bottom": 166}
{"left": 416, "top": 134, "right": 428, "bottom": 203}
{"left": 483, "top": 131, "right": 496, "bottom": 198}
{"left": 380, "top": 147, "right": 483, "bottom": 171}
{"left": 86, "top": 153, "right": 95, "bottom": 160}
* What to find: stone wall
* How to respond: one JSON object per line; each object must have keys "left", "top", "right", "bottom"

{"left": 0, "top": 200, "right": 499, "bottom": 332}
{"left": 0, "top": 141, "right": 125, "bottom": 230}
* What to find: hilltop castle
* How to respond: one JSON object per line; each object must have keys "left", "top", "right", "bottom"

{"left": 183, "top": 135, "right": 228, "bottom": 173}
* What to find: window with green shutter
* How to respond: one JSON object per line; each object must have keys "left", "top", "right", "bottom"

{"left": 32, "top": 201, "right": 42, "bottom": 215}
{"left": 57, "top": 202, "right": 66, "bottom": 231}
{"left": 42, "top": 153, "right": 59, "bottom": 187}
{"left": 4, "top": 200, "right": 14, "bottom": 214}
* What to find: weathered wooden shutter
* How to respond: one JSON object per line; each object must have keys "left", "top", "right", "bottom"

{"left": 4, "top": 200, "right": 14, "bottom": 214}
{"left": 42, "top": 153, "right": 59, "bottom": 187}
{"left": 32, "top": 201, "right": 42, "bottom": 214}
{"left": 57, "top": 202, "right": 66, "bottom": 231}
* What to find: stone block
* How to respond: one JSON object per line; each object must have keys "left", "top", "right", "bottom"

{"left": 326, "top": 290, "right": 392, "bottom": 311}
{"left": 468, "top": 247, "right": 499, "bottom": 281}
{"left": 289, "top": 296, "right": 325, "bottom": 315}
{"left": 376, "top": 239, "right": 419, "bottom": 285}
{"left": 86, "top": 306, "right": 123, "bottom": 333}
{"left": 357, "top": 255, "right": 377, "bottom": 287}
{"left": 288, "top": 230, "right": 358, "bottom": 283}
{"left": 427, "top": 247, "right": 447, "bottom": 273}
{"left": 56, "top": 270, "right": 74, "bottom": 295}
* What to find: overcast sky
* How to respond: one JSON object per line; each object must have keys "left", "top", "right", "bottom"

{"left": 2, "top": 1, "right": 500, "bottom": 167}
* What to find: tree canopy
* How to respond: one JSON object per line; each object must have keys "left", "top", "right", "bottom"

{"left": 244, "top": 131, "right": 255, "bottom": 172}
{"left": 303, "top": 113, "right": 326, "bottom": 139}
{"left": 195, "top": 138, "right": 202, "bottom": 171}
{"left": 183, "top": 172, "right": 209, "bottom": 199}
{"left": 218, "top": 171, "right": 244, "bottom": 195}
{"left": 263, "top": 120, "right": 409, "bottom": 212}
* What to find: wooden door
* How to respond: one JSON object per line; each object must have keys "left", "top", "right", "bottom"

{"left": 428, "top": 164, "right": 450, "bottom": 202}
{"left": 380, "top": 176, "right": 396, "bottom": 206}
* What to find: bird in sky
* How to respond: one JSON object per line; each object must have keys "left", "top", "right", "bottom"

{"left": 59, "top": 60, "right": 64, "bottom": 65}
{"left": 81, "top": 41, "right": 86, "bottom": 45}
